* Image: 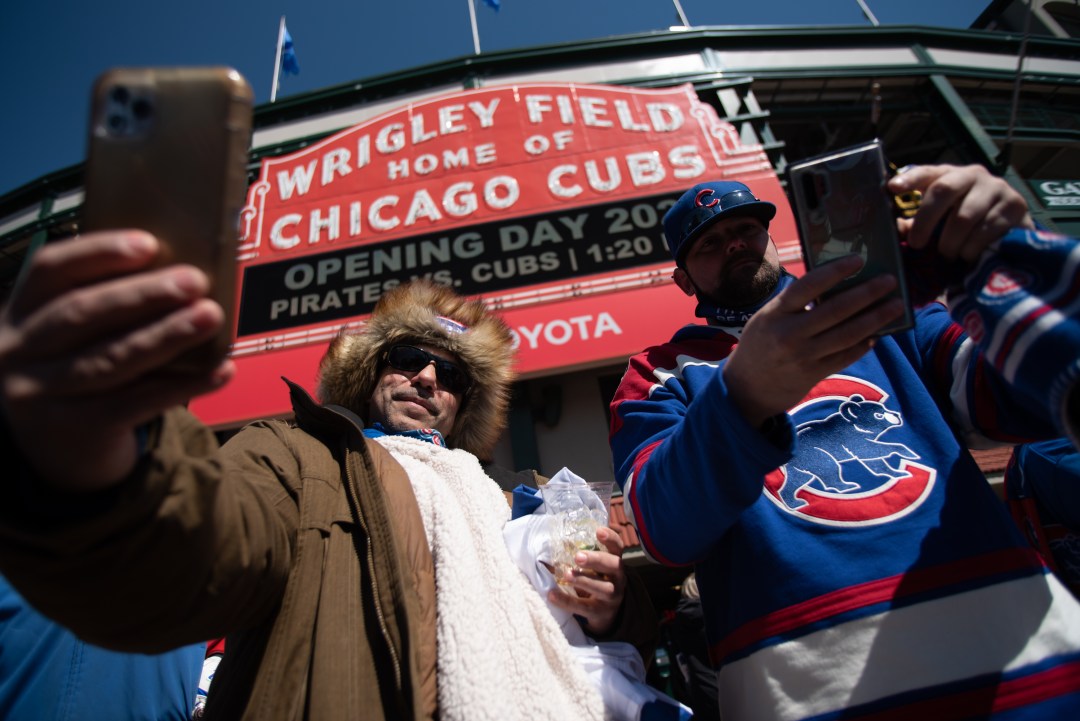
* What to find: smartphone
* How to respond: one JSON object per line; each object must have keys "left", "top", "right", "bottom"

{"left": 81, "top": 66, "right": 254, "bottom": 373}
{"left": 787, "top": 139, "right": 913, "bottom": 335}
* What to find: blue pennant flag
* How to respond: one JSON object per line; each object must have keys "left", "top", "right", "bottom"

{"left": 281, "top": 26, "right": 300, "bottom": 75}
{"left": 482, "top": 0, "right": 500, "bottom": 11}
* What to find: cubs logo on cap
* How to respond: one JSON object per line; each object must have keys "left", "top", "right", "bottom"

{"left": 662, "top": 180, "right": 776, "bottom": 267}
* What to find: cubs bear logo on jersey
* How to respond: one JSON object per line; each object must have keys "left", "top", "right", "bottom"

{"left": 764, "top": 375, "right": 936, "bottom": 526}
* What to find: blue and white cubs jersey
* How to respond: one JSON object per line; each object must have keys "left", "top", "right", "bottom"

{"left": 610, "top": 229, "right": 1080, "bottom": 719}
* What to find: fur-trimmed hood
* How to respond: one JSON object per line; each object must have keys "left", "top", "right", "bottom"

{"left": 317, "top": 280, "right": 516, "bottom": 459}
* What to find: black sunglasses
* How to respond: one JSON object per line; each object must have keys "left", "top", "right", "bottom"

{"left": 384, "top": 345, "right": 472, "bottom": 394}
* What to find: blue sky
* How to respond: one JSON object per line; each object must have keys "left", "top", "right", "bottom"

{"left": 1, "top": 0, "right": 992, "bottom": 197}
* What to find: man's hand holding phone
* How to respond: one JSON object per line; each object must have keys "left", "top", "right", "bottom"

{"left": 1, "top": 65, "right": 255, "bottom": 492}
{"left": 723, "top": 255, "right": 905, "bottom": 429}
{"left": 727, "top": 159, "right": 1033, "bottom": 433}
{"left": 0, "top": 231, "right": 235, "bottom": 492}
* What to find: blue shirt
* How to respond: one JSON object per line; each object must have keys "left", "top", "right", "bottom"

{"left": 0, "top": 574, "right": 204, "bottom": 721}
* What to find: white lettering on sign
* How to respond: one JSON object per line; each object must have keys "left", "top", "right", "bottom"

{"left": 548, "top": 147, "right": 706, "bottom": 199}
{"left": 369, "top": 100, "right": 500, "bottom": 151}
{"left": 382, "top": 143, "right": 499, "bottom": 180}
{"left": 266, "top": 272, "right": 455, "bottom": 322}
{"left": 280, "top": 232, "right": 486, "bottom": 291}
{"left": 269, "top": 176, "right": 520, "bottom": 249}
{"left": 277, "top": 162, "right": 316, "bottom": 201}
{"left": 512, "top": 312, "right": 624, "bottom": 351}
{"left": 523, "top": 94, "right": 684, "bottom": 133}
{"left": 523, "top": 130, "right": 575, "bottom": 156}
{"left": 243, "top": 83, "right": 769, "bottom": 270}
{"left": 498, "top": 214, "right": 588, "bottom": 250}
{"left": 1034, "top": 180, "right": 1080, "bottom": 207}
{"left": 1039, "top": 180, "right": 1080, "bottom": 195}
{"left": 471, "top": 252, "right": 561, "bottom": 282}
{"left": 273, "top": 101, "right": 502, "bottom": 200}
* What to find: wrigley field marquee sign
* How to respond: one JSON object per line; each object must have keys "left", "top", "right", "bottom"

{"left": 192, "top": 82, "right": 798, "bottom": 426}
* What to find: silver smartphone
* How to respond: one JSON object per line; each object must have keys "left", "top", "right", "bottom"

{"left": 787, "top": 139, "right": 913, "bottom": 335}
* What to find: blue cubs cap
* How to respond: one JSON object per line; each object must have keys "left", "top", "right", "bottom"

{"left": 663, "top": 181, "right": 776, "bottom": 267}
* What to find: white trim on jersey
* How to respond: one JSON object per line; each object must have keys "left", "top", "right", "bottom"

{"left": 717, "top": 573, "right": 1080, "bottom": 720}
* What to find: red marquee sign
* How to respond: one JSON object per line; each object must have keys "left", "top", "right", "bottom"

{"left": 191, "top": 82, "right": 799, "bottom": 426}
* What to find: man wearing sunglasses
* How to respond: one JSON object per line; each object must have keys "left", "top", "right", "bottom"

{"left": 317, "top": 279, "right": 656, "bottom": 718}
{"left": 609, "top": 165, "right": 1080, "bottom": 719}
{"left": 366, "top": 344, "right": 472, "bottom": 440}
{"left": 0, "top": 261, "right": 652, "bottom": 720}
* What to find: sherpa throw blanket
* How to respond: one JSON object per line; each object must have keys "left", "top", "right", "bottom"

{"left": 373, "top": 435, "right": 605, "bottom": 721}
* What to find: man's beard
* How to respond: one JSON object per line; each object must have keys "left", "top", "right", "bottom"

{"left": 703, "top": 253, "right": 782, "bottom": 309}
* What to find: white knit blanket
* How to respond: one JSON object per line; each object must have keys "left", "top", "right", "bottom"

{"left": 373, "top": 435, "right": 605, "bottom": 721}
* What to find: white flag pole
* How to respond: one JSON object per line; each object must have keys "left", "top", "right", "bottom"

{"left": 855, "top": 0, "right": 880, "bottom": 27}
{"left": 271, "top": 15, "right": 286, "bottom": 103}
{"left": 672, "top": 0, "right": 690, "bottom": 27}
{"left": 467, "top": 0, "right": 481, "bottom": 55}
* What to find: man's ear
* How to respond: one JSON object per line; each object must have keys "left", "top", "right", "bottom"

{"left": 673, "top": 267, "right": 696, "bottom": 297}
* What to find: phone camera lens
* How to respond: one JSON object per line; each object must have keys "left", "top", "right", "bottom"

{"left": 107, "top": 113, "right": 129, "bottom": 134}
{"left": 110, "top": 86, "right": 130, "bottom": 105}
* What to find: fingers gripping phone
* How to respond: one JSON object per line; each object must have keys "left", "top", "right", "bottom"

{"left": 81, "top": 67, "right": 254, "bottom": 373}
{"left": 787, "top": 139, "right": 914, "bottom": 335}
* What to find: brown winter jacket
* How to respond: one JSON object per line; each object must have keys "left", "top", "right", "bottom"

{"left": 0, "top": 380, "right": 438, "bottom": 721}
